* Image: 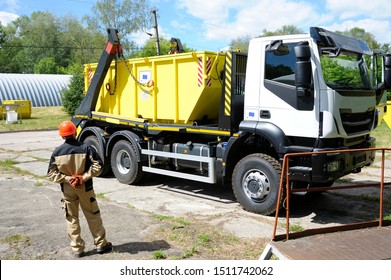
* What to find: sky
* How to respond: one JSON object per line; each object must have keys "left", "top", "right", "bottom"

{"left": 0, "top": 0, "right": 391, "bottom": 52}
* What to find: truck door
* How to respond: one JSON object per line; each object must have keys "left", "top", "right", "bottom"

{"left": 264, "top": 41, "right": 314, "bottom": 111}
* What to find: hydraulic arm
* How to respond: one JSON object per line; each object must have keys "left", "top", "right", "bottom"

{"left": 73, "top": 28, "right": 122, "bottom": 122}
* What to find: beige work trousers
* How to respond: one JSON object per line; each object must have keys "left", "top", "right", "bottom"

{"left": 62, "top": 183, "right": 108, "bottom": 253}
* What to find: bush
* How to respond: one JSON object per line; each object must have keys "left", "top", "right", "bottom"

{"left": 61, "top": 67, "right": 84, "bottom": 116}
{"left": 387, "top": 91, "right": 391, "bottom": 101}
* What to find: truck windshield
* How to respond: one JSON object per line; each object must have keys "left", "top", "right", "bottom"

{"left": 320, "top": 51, "right": 371, "bottom": 90}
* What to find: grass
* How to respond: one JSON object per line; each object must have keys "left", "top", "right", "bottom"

{"left": 152, "top": 250, "right": 167, "bottom": 260}
{"left": 0, "top": 234, "right": 31, "bottom": 260}
{"left": 0, "top": 234, "right": 31, "bottom": 245}
{"left": 372, "top": 122, "right": 391, "bottom": 149}
{"left": 0, "top": 158, "right": 46, "bottom": 180}
{"left": 150, "top": 214, "right": 265, "bottom": 260}
{"left": 0, "top": 106, "right": 70, "bottom": 132}
{"left": 289, "top": 223, "right": 305, "bottom": 232}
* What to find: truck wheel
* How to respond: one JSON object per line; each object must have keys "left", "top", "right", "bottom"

{"left": 111, "top": 140, "right": 144, "bottom": 184}
{"left": 83, "top": 135, "right": 111, "bottom": 176}
{"left": 232, "top": 153, "right": 283, "bottom": 215}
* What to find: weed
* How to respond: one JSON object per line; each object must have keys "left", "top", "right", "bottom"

{"left": 289, "top": 223, "right": 305, "bottom": 232}
{"left": 34, "top": 181, "right": 44, "bottom": 187}
{"left": 198, "top": 234, "right": 210, "bottom": 244}
{"left": 152, "top": 215, "right": 191, "bottom": 226}
{"left": 0, "top": 234, "right": 30, "bottom": 244}
{"left": 152, "top": 250, "right": 166, "bottom": 260}
{"left": 383, "top": 214, "right": 391, "bottom": 221}
{"left": 0, "top": 159, "right": 16, "bottom": 169}
{"left": 96, "top": 193, "right": 106, "bottom": 199}
{"left": 183, "top": 247, "right": 198, "bottom": 258}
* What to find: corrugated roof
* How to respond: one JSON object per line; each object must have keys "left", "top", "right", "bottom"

{"left": 0, "top": 74, "right": 71, "bottom": 107}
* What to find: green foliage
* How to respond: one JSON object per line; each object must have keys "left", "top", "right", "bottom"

{"left": 321, "top": 55, "right": 362, "bottom": 85}
{"left": 152, "top": 250, "right": 166, "bottom": 259}
{"left": 387, "top": 91, "right": 391, "bottom": 101}
{"left": 262, "top": 25, "right": 303, "bottom": 36}
{"left": 61, "top": 65, "right": 85, "bottom": 116}
{"left": 0, "top": 12, "right": 106, "bottom": 74}
{"left": 0, "top": 23, "right": 5, "bottom": 45}
{"left": 337, "top": 27, "right": 380, "bottom": 50}
{"left": 84, "top": 0, "right": 150, "bottom": 52}
{"left": 34, "top": 57, "right": 63, "bottom": 74}
{"left": 229, "top": 25, "right": 303, "bottom": 53}
{"left": 137, "top": 37, "right": 195, "bottom": 57}
{"left": 229, "top": 35, "right": 252, "bottom": 53}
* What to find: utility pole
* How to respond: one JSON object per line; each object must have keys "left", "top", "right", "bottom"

{"left": 151, "top": 9, "right": 160, "bottom": 56}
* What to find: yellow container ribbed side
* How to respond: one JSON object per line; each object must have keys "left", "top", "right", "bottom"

{"left": 86, "top": 51, "right": 226, "bottom": 125}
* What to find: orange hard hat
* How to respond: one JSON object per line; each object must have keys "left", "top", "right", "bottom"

{"left": 59, "top": 121, "right": 76, "bottom": 137}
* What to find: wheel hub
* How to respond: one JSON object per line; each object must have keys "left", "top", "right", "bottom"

{"left": 116, "top": 150, "right": 130, "bottom": 174}
{"left": 243, "top": 171, "right": 270, "bottom": 200}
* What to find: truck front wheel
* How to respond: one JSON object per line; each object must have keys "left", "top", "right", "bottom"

{"left": 232, "top": 153, "right": 282, "bottom": 215}
{"left": 111, "top": 140, "right": 144, "bottom": 184}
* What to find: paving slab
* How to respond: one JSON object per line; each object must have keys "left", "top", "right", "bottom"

{"left": 269, "top": 225, "right": 391, "bottom": 260}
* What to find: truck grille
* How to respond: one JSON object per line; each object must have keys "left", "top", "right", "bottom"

{"left": 340, "top": 109, "right": 375, "bottom": 135}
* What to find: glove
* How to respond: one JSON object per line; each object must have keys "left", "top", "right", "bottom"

{"left": 70, "top": 175, "right": 83, "bottom": 189}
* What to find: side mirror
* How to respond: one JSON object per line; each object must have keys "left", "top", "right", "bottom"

{"left": 384, "top": 54, "right": 391, "bottom": 89}
{"left": 295, "top": 42, "right": 312, "bottom": 96}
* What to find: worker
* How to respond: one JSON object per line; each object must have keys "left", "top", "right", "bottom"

{"left": 47, "top": 120, "right": 112, "bottom": 258}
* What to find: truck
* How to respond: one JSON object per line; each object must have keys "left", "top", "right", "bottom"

{"left": 72, "top": 27, "right": 391, "bottom": 215}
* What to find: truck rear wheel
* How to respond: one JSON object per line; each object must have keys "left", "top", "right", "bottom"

{"left": 232, "top": 153, "right": 282, "bottom": 215}
{"left": 111, "top": 140, "right": 144, "bottom": 184}
{"left": 83, "top": 135, "right": 111, "bottom": 176}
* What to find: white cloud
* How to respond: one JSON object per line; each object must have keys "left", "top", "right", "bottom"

{"left": 176, "top": 0, "right": 325, "bottom": 42}
{"left": 174, "top": 0, "right": 391, "bottom": 47}
{"left": 325, "top": 0, "right": 391, "bottom": 20}
{"left": 0, "top": 11, "right": 19, "bottom": 25}
{"left": 322, "top": 18, "right": 391, "bottom": 44}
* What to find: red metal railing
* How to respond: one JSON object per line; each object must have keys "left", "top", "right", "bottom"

{"left": 272, "top": 147, "right": 391, "bottom": 241}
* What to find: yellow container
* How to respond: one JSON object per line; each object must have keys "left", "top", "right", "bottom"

{"left": 384, "top": 101, "right": 391, "bottom": 128}
{"left": 85, "top": 51, "right": 226, "bottom": 125}
{"left": 2, "top": 100, "right": 32, "bottom": 119}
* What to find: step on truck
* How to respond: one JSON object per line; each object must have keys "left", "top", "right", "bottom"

{"left": 72, "top": 27, "right": 391, "bottom": 215}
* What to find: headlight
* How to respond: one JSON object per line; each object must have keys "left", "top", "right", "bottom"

{"left": 327, "top": 160, "right": 340, "bottom": 173}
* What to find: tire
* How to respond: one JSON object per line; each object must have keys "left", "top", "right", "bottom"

{"left": 83, "top": 135, "right": 111, "bottom": 176}
{"left": 110, "top": 140, "right": 144, "bottom": 184}
{"left": 232, "top": 153, "right": 283, "bottom": 215}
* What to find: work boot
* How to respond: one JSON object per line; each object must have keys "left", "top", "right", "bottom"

{"left": 97, "top": 242, "right": 113, "bottom": 254}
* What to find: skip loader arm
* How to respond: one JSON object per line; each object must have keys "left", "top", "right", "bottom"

{"left": 72, "top": 28, "right": 122, "bottom": 125}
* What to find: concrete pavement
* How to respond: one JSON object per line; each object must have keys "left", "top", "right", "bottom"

{"left": 0, "top": 130, "right": 390, "bottom": 259}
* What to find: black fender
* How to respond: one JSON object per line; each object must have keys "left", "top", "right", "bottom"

{"left": 106, "top": 130, "right": 144, "bottom": 162}
{"left": 219, "top": 121, "right": 288, "bottom": 179}
{"left": 221, "top": 120, "right": 289, "bottom": 163}
{"left": 238, "top": 120, "right": 289, "bottom": 155}
{"left": 78, "top": 126, "right": 107, "bottom": 153}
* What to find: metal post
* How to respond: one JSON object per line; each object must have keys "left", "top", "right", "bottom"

{"left": 151, "top": 9, "right": 160, "bottom": 56}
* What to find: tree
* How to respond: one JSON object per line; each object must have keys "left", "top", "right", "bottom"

{"left": 61, "top": 65, "right": 85, "bottom": 116}
{"left": 58, "top": 15, "right": 107, "bottom": 65}
{"left": 137, "top": 37, "right": 195, "bottom": 57}
{"left": 0, "top": 12, "right": 107, "bottom": 74}
{"left": 34, "top": 57, "right": 61, "bottom": 74}
{"left": 83, "top": 0, "right": 150, "bottom": 54}
{"left": 0, "top": 20, "right": 24, "bottom": 73}
{"left": 229, "top": 35, "right": 252, "bottom": 53}
{"left": 228, "top": 25, "right": 303, "bottom": 52}
{"left": 337, "top": 27, "right": 380, "bottom": 50}
{"left": 0, "top": 23, "right": 5, "bottom": 45}
{"left": 16, "top": 12, "right": 61, "bottom": 73}
{"left": 262, "top": 25, "right": 303, "bottom": 36}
